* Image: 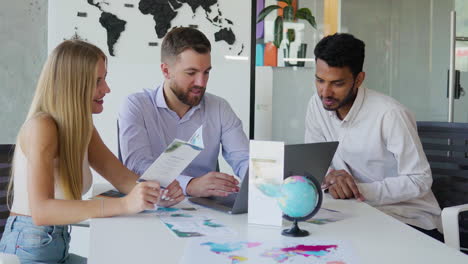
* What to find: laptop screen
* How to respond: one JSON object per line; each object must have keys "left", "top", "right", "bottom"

{"left": 284, "top": 142, "right": 338, "bottom": 184}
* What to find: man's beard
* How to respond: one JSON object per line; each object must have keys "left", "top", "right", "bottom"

{"left": 321, "top": 82, "right": 358, "bottom": 111}
{"left": 170, "top": 82, "right": 205, "bottom": 106}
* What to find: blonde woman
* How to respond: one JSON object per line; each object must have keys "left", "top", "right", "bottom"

{"left": 0, "top": 40, "right": 184, "bottom": 263}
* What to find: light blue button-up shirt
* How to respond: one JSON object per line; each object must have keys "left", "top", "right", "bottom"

{"left": 118, "top": 84, "right": 249, "bottom": 194}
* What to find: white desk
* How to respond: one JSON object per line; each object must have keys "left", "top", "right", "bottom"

{"left": 88, "top": 196, "right": 468, "bottom": 264}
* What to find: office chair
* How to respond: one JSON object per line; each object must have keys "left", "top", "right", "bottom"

{"left": 0, "top": 145, "right": 20, "bottom": 263}
{"left": 117, "top": 120, "right": 123, "bottom": 163}
{"left": 417, "top": 121, "right": 468, "bottom": 252}
{"left": 0, "top": 145, "right": 14, "bottom": 237}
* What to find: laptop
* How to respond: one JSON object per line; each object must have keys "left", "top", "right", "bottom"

{"left": 189, "top": 171, "right": 249, "bottom": 214}
{"left": 284, "top": 142, "right": 339, "bottom": 183}
{"left": 188, "top": 141, "right": 338, "bottom": 214}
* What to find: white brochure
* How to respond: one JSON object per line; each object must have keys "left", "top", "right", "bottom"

{"left": 139, "top": 125, "right": 204, "bottom": 187}
{"left": 248, "top": 140, "right": 284, "bottom": 227}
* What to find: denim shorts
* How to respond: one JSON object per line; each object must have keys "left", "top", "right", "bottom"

{"left": 0, "top": 216, "right": 72, "bottom": 264}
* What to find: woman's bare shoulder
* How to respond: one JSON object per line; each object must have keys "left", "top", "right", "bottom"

{"left": 19, "top": 113, "right": 59, "bottom": 158}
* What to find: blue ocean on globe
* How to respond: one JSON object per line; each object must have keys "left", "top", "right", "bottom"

{"left": 277, "top": 176, "right": 319, "bottom": 218}
{"left": 257, "top": 182, "right": 282, "bottom": 198}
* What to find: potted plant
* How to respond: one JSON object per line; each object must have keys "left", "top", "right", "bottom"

{"left": 257, "top": 0, "right": 316, "bottom": 66}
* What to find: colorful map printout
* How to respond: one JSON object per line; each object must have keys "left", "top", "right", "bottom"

{"left": 156, "top": 208, "right": 236, "bottom": 238}
{"left": 180, "top": 238, "right": 358, "bottom": 264}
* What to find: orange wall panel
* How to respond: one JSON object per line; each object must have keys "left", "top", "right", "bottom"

{"left": 264, "top": 42, "right": 278, "bottom": 67}
{"left": 278, "top": 0, "right": 298, "bottom": 18}
{"left": 324, "top": 0, "right": 339, "bottom": 35}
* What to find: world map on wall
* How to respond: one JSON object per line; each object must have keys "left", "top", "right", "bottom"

{"left": 81, "top": 0, "right": 242, "bottom": 56}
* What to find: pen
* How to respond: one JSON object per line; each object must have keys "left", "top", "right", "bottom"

{"left": 136, "top": 178, "right": 146, "bottom": 183}
{"left": 136, "top": 178, "right": 173, "bottom": 201}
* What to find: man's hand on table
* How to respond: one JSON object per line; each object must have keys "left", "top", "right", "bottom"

{"left": 322, "top": 169, "right": 365, "bottom": 201}
{"left": 186, "top": 172, "right": 240, "bottom": 197}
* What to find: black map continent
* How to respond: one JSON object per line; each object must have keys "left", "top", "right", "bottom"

{"left": 87, "top": 0, "right": 127, "bottom": 56}
{"left": 214, "top": 28, "right": 235, "bottom": 45}
{"left": 179, "top": 0, "right": 217, "bottom": 13}
{"left": 139, "top": 0, "right": 180, "bottom": 38}
{"left": 138, "top": 0, "right": 237, "bottom": 45}
{"left": 86, "top": 0, "right": 239, "bottom": 56}
{"left": 99, "top": 12, "right": 126, "bottom": 56}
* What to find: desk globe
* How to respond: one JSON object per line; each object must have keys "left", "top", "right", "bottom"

{"left": 278, "top": 175, "right": 323, "bottom": 237}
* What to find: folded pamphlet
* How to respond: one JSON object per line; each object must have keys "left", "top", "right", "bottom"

{"left": 139, "top": 125, "right": 204, "bottom": 187}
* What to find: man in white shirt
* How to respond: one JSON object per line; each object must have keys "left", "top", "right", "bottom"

{"left": 305, "top": 33, "right": 442, "bottom": 240}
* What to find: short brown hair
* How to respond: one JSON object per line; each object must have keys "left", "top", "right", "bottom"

{"left": 161, "top": 27, "right": 211, "bottom": 63}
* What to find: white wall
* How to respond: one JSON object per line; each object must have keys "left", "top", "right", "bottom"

{"left": 48, "top": 0, "right": 252, "bottom": 181}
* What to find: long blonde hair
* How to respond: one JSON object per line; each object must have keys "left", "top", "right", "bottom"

{"left": 9, "top": 40, "right": 106, "bottom": 202}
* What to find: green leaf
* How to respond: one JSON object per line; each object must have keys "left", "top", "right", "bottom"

{"left": 296, "top": 8, "right": 317, "bottom": 28}
{"left": 277, "top": 0, "right": 292, "bottom": 6}
{"left": 257, "top": 5, "right": 281, "bottom": 23}
{"left": 283, "top": 6, "right": 294, "bottom": 21}
{"left": 295, "top": 8, "right": 312, "bottom": 18}
{"left": 287, "top": 28, "right": 295, "bottom": 43}
{"left": 274, "top": 16, "right": 284, "bottom": 48}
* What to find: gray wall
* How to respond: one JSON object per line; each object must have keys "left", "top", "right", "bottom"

{"left": 341, "top": 0, "right": 468, "bottom": 122}
{"left": 271, "top": 67, "right": 315, "bottom": 144}
{"left": 340, "top": 0, "right": 393, "bottom": 96}
{"left": 0, "top": 0, "right": 48, "bottom": 143}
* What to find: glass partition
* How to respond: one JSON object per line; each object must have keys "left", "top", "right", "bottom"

{"left": 254, "top": 0, "right": 468, "bottom": 144}
{"left": 254, "top": 0, "right": 323, "bottom": 143}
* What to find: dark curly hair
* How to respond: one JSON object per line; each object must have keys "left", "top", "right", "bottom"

{"left": 314, "top": 33, "right": 365, "bottom": 77}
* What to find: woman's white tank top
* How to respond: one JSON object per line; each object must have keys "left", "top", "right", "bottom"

{"left": 10, "top": 144, "right": 93, "bottom": 216}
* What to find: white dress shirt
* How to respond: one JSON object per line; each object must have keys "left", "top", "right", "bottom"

{"left": 305, "top": 87, "right": 441, "bottom": 230}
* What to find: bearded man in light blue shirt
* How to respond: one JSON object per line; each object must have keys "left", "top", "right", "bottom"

{"left": 118, "top": 27, "right": 249, "bottom": 198}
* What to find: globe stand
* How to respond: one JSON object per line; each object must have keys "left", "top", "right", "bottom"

{"left": 280, "top": 173, "right": 323, "bottom": 238}
{"left": 282, "top": 219, "right": 309, "bottom": 237}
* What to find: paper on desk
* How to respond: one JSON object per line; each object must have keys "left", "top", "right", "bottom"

{"left": 159, "top": 212, "right": 236, "bottom": 238}
{"left": 179, "top": 237, "right": 360, "bottom": 264}
{"left": 141, "top": 206, "right": 198, "bottom": 214}
{"left": 139, "top": 126, "right": 204, "bottom": 187}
